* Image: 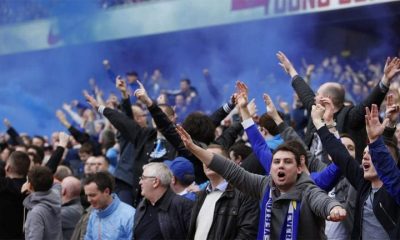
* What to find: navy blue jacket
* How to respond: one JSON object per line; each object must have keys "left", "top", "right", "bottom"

{"left": 369, "top": 137, "right": 400, "bottom": 205}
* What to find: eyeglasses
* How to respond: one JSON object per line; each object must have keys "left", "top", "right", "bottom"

{"left": 139, "top": 175, "right": 157, "bottom": 181}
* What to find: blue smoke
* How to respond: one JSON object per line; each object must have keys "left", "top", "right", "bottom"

{"left": 0, "top": 2, "right": 398, "bottom": 138}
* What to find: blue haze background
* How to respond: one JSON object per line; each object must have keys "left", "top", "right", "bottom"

{"left": 0, "top": 2, "right": 399, "bottom": 137}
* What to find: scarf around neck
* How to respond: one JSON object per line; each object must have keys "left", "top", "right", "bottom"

{"left": 257, "top": 188, "right": 301, "bottom": 240}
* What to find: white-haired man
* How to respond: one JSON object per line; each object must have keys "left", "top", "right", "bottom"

{"left": 134, "top": 162, "right": 193, "bottom": 240}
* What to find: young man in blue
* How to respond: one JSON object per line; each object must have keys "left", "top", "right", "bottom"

{"left": 84, "top": 171, "right": 135, "bottom": 240}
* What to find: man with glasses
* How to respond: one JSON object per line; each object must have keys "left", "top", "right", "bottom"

{"left": 134, "top": 162, "right": 193, "bottom": 240}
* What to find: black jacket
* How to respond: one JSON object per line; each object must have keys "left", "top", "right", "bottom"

{"left": 317, "top": 126, "right": 400, "bottom": 239}
{"left": 103, "top": 101, "right": 187, "bottom": 207}
{"left": 149, "top": 103, "right": 236, "bottom": 184}
{"left": 292, "top": 75, "right": 388, "bottom": 161}
{"left": 134, "top": 188, "right": 193, "bottom": 239}
{"left": 187, "top": 184, "right": 259, "bottom": 240}
{"left": 103, "top": 106, "right": 156, "bottom": 207}
{"left": 0, "top": 177, "right": 25, "bottom": 239}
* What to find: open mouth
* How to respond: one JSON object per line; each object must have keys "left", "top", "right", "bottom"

{"left": 277, "top": 171, "right": 286, "bottom": 178}
{"left": 363, "top": 162, "right": 371, "bottom": 171}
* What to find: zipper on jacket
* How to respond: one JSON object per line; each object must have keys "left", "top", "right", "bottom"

{"left": 379, "top": 202, "right": 396, "bottom": 227}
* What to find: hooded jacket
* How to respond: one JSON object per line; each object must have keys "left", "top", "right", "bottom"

{"left": 209, "top": 153, "right": 342, "bottom": 239}
{"left": 23, "top": 184, "right": 62, "bottom": 240}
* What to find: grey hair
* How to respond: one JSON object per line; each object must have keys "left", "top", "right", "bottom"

{"left": 143, "top": 162, "right": 173, "bottom": 187}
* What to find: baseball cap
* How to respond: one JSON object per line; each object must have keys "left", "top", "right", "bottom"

{"left": 164, "top": 157, "right": 195, "bottom": 185}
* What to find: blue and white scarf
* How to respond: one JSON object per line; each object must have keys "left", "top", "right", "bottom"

{"left": 257, "top": 188, "right": 301, "bottom": 240}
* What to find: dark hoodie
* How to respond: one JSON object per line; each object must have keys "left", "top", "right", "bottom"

{"left": 23, "top": 184, "right": 62, "bottom": 240}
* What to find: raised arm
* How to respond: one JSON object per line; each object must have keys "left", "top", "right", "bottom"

{"left": 209, "top": 94, "right": 237, "bottom": 127}
{"left": 214, "top": 122, "right": 243, "bottom": 150}
{"left": 237, "top": 83, "right": 273, "bottom": 174}
{"left": 103, "top": 59, "right": 118, "bottom": 84}
{"left": 176, "top": 124, "right": 268, "bottom": 200}
{"left": 346, "top": 57, "right": 400, "bottom": 129}
{"left": 134, "top": 80, "right": 191, "bottom": 157}
{"left": 274, "top": 98, "right": 342, "bottom": 190}
{"left": 202, "top": 68, "right": 221, "bottom": 104}
{"left": 116, "top": 76, "right": 134, "bottom": 119}
{"left": 277, "top": 51, "right": 315, "bottom": 111}
{"left": 62, "top": 103, "right": 84, "bottom": 126}
{"left": 3, "top": 119, "right": 24, "bottom": 146}
{"left": 366, "top": 103, "right": 400, "bottom": 204}
{"left": 312, "top": 105, "right": 364, "bottom": 190}
{"left": 84, "top": 91, "right": 151, "bottom": 145}
{"left": 46, "top": 132, "right": 69, "bottom": 173}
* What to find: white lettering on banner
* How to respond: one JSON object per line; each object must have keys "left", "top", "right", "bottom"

{"left": 262, "top": 0, "right": 387, "bottom": 16}
{"left": 0, "top": 0, "right": 397, "bottom": 55}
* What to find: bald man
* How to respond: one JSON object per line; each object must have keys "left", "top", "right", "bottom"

{"left": 61, "top": 176, "right": 83, "bottom": 240}
{"left": 277, "top": 52, "right": 394, "bottom": 161}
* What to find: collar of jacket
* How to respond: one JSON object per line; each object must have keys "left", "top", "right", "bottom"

{"left": 62, "top": 197, "right": 81, "bottom": 207}
{"left": 139, "top": 188, "right": 175, "bottom": 212}
{"left": 201, "top": 184, "right": 236, "bottom": 199}
{"left": 221, "top": 184, "right": 235, "bottom": 198}
{"left": 95, "top": 193, "right": 120, "bottom": 218}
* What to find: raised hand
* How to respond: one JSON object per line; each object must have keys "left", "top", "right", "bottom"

{"left": 365, "top": 104, "right": 389, "bottom": 142}
{"left": 235, "top": 81, "right": 249, "bottom": 109}
{"left": 276, "top": 51, "right": 298, "bottom": 78}
{"left": 236, "top": 80, "right": 249, "bottom": 96}
{"left": 176, "top": 124, "right": 196, "bottom": 150}
{"left": 115, "top": 76, "right": 129, "bottom": 98}
{"left": 278, "top": 98, "right": 290, "bottom": 114}
{"left": 229, "top": 93, "right": 238, "bottom": 107}
{"left": 62, "top": 103, "right": 72, "bottom": 112}
{"left": 3, "top": 118, "right": 11, "bottom": 128}
{"left": 306, "top": 64, "right": 315, "bottom": 76}
{"left": 320, "top": 97, "right": 335, "bottom": 124}
{"left": 55, "top": 110, "right": 71, "bottom": 128}
{"left": 83, "top": 90, "right": 99, "bottom": 110}
{"left": 311, "top": 104, "right": 325, "bottom": 129}
{"left": 263, "top": 94, "right": 282, "bottom": 124}
{"left": 58, "top": 132, "right": 70, "bottom": 148}
{"left": 247, "top": 99, "right": 258, "bottom": 118}
{"left": 102, "top": 59, "right": 110, "bottom": 69}
{"left": 327, "top": 206, "right": 347, "bottom": 222}
{"left": 385, "top": 94, "right": 400, "bottom": 126}
{"left": 134, "top": 80, "right": 153, "bottom": 107}
{"left": 382, "top": 57, "right": 400, "bottom": 86}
